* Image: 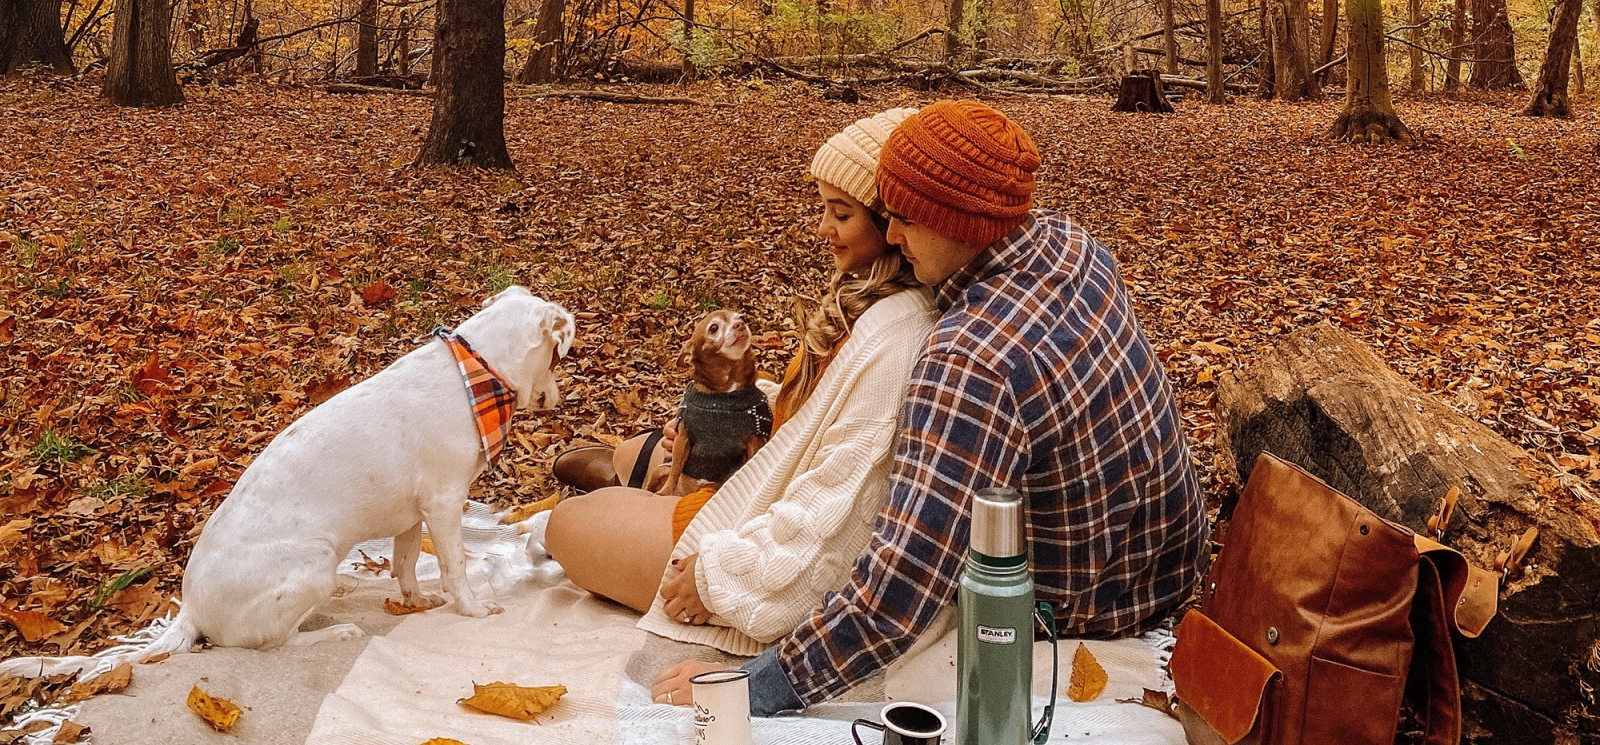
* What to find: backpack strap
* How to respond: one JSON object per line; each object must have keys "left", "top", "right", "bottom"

{"left": 1407, "top": 555, "right": 1462, "bottom": 745}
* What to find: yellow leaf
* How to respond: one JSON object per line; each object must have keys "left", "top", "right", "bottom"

{"left": 1197, "top": 367, "right": 1215, "bottom": 384}
{"left": 457, "top": 682, "right": 567, "bottom": 721}
{"left": 385, "top": 598, "right": 431, "bottom": 615}
{"left": 0, "top": 518, "right": 32, "bottom": 549}
{"left": 420, "top": 739, "right": 471, "bottom": 745}
{"left": 186, "top": 685, "right": 242, "bottom": 732}
{"left": 1067, "top": 643, "right": 1108, "bottom": 702}
{"left": 0, "top": 607, "right": 68, "bottom": 642}
{"left": 64, "top": 663, "right": 133, "bottom": 702}
{"left": 501, "top": 494, "right": 561, "bottom": 524}
{"left": 420, "top": 536, "right": 436, "bottom": 555}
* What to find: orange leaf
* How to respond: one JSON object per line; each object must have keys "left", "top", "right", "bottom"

{"left": 133, "top": 354, "right": 171, "bottom": 398}
{"left": 186, "top": 686, "right": 241, "bottom": 732}
{"left": 420, "top": 740, "right": 471, "bottom": 745}
{"left": 304, "top": 375, "right": 351, "bottom": 406}
{"left": 0, "top": 518, "right": 31, "bottom": 550}
{"left": 1066, "top": 642, "right": 1108, "bottom": 703}
{"left": 361, "top": 280, "right": 397, "bottom": 307}
{"left": 51, "top": 720, "right": 87, "bottom": 743}
{"left": 64, "top": 663, "right": 133, "bottom": 703}
{"left": 384, "top": 598, "right": 431, "bottom": 615}
{"left": 457, "top": 682, "right": 567, "bottom": 721}
{"left": 0, "top": 607, "right": 68, "bottom": 642}
{"left": 419, "top": 536, "right": 436, "bottom": 555}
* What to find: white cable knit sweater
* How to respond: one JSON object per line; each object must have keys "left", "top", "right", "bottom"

{"left": 637, "top": 287, "right": 937, "bottom": 656}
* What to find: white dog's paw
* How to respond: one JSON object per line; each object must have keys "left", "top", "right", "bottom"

{"left": 288, "top": 623, "right": 367, "bottom": 646}
{"left": 455, "top": 599, "right": 493, "bottom": 618}
{"left": 403, "top": 591, "right": 447, "bottom": 609}
{"left": 484, "top": 600, "right": 504, "bottom": 615}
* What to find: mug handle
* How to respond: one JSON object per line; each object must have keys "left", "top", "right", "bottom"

{"left": 851, "top": 718, "right": 885, "bottom": 745}
{"left": 1031, "top": 601, "right": 1059, "bottom": 745}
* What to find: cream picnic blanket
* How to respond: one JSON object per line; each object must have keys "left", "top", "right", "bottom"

{"left": 51, "top": 502, "right": 1183, "bottom": 744}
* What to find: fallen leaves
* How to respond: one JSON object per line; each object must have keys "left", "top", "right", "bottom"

{"left": 420, "top": 739, "right": 471, "bottom": 745}
{"left": 384, "top": 598, "right": 432, "bottom": 615}
{"left": 361, "top": 280, "right": 399, "bottom": 307}
{"left": 49, "top": 720, "right": 86, "bottom": 743}
{"left": 1117, "top": 688, "right": 1178, "bottom": 719}
{"left": 1066, "top": 642, "right": 1108, "bottom": 703}
{"left": 0, "top": 608, "right": 67, "bottom": 642}
{"left": 0, "top": 520, "right": 29, "bottom": 551}
{"left": 63, "top": 663, "right": 133, "bottom": 703}
{"left": 457, "top": 682, "right": 567, "bottom": 721}
{"left": 186, "top": 686, "right": 242, "bottom": 732}
{"left": 351, "top": 550, "right": 392, "bottom": 576}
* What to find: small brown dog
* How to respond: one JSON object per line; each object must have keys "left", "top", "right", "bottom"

{"left": 648, "top": 309, "right": 772, "bottom": 496}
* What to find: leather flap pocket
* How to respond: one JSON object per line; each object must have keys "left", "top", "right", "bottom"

{"left": 1171, "top": 610, "right": 1279, "bottom": 745}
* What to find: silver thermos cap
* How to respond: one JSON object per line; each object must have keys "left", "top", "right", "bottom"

{"left": 971, "top": 487, "right": 1025, "bottom": 558}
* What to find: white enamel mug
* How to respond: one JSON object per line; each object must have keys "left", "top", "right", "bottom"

{"left": 690, "top": 669, "right": 752, "bottom": 745}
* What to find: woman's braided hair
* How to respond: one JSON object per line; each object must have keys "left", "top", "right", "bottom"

{"left": 777, "top": 210, "right": 920, "bottom": 419}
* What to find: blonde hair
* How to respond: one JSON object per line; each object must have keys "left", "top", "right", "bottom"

{"left": 777, "top": 244, "right": 920, "bottom": 418}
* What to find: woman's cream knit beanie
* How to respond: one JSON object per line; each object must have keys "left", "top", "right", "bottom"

{"left": 809, "top": 107, "right": 919, "bottom": 212}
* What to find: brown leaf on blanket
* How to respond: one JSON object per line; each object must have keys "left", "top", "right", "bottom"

{"left": 1067, "top": 643, "right": 1108, "bottom": 702}
{"left": 457, "top": 682, "right": 567, "bottom": 721}
{"left": 186, "top": 685, "right": 242, "bottom": 732}
{"left": 384, "top": 598, "right": 432, "bottom": 615}
{"left": 501, "top": 494, "right": 561, "bottom": 524}
{"left": 50, "top": 720, "right": 87, "bottom": 743}
{"left": 63, "top": 663, "right": 133, "bottom": 702}
{"left": 1116, "top": 688, "right": 1178, "bottom": 719}
{"left": 0, "top": 607, "right": 68, "bottom": 642}
{"left": 351, "top": 550, "right": 391, "bottom": 576}
{"left": 419, "top": 739, "right": 471, "bottom": 745}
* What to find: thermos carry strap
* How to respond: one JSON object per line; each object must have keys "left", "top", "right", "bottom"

{"left": 1032, "top": 602, "right": 1057, "bottom": 745}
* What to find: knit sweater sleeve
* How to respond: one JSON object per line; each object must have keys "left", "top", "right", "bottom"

{"left": 693, "top": 308, "right": 929, "bottom": 643}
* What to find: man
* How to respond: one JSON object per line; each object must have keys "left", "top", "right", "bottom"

{"left": 655, "top": 100, "right": 1209, "bottom": 715}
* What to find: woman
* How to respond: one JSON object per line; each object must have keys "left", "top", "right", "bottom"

{"left": 542, "top": 108, "right": 936, "bottom": 657}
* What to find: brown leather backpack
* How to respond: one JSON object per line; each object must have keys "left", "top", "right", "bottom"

{"left": 1169, "top": 454, "right": 1528, "bottom": 745}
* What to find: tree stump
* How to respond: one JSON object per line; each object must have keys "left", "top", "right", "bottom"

{"left": 1214, "top": 322, "right": 1600, "bottom": 744}
{"left": 1111, "top": 70, "right": 1175, "bottom": 113}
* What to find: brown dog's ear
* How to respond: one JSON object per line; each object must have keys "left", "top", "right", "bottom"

{"left": 676, "top": 339, "right": 695, "bottom": 371}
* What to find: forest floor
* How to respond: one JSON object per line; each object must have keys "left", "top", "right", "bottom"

{"left": 1, "top": 74, "right": 1597, "bottom": 675}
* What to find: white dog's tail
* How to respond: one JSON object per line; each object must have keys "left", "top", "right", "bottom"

{"left": 0, "top": 606, "right": 200, "bottom": 681}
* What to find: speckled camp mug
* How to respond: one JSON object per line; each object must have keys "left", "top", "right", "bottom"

{"left": 852, "top": 701, "right": 948, "bottom": 745}
{"left": 690, "top": 669, "right": 752, "bottom": 745}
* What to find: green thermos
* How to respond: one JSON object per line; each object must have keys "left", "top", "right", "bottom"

{"left": 957, "top": 487, "right": 1058, "bottom": 745}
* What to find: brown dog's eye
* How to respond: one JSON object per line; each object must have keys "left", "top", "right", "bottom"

{"left": 709, "top": 324, "right": 720, "bottom": 334}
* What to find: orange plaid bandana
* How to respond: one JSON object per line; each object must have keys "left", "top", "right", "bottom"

{"left": 436, "top": 327, "right": 518, "bottom": 465}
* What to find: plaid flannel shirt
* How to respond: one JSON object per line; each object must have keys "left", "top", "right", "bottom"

{"left": 750, "top": 209, "right": 1208, "bottom": 709}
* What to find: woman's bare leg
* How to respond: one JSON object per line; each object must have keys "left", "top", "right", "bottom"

{"left": 612, "top": 428, "right": 672, "bottom": 488}
{"left": 546, "top": 486, "right": 677, "bottom": 613}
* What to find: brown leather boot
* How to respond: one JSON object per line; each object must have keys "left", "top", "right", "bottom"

{"left": 551, "top": 446, "right": 620, "bottom": 493}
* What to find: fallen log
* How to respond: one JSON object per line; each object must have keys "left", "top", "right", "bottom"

{"left": 325, "top": 82, "right": 432, "bottom": 96}
{"left": 1214, "top": 322, "right": 1600, "bottom": 745}
{"left": 1158, "top": 75, "right": 1252, "bottom": 93}
{"left": 516, "top": 88, "right": 729, "bottom": 106}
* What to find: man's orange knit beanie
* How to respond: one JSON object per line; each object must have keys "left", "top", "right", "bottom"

{"left": 876, "top": 100, "right": 1040, "bottom": 247}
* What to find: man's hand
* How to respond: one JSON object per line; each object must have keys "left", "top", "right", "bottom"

{"left": 659, "top": 553, "right": 711, "bottom": 625}
{"left": 652, "top": 659, "right": 724, "bottom": 707}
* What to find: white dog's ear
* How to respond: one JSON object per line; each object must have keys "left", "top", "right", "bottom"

{"left": 535, "top": 302, "right": 576, "bottom": 358}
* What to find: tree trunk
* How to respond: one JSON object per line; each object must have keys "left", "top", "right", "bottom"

{"left": 414, "top": 0, "right": 511, "bottom": 168}
{"left": 395, "top": 10, "right": 409, "bottom": 76}
{"left": 1574, "top": 29, "right": 1585, "bottom": 96}
{"left": 1258, "top": 0, "right": 1276, "bottom": 96}
{"left": 1407, "top": 0, "right": 1424, "bottom": 90}
{"left": 1111, "top": 69, "right": 1176, "bottom": 112}
{"left": 1520, "top": 0, "right": 1584, "bottom": 116}
{"left": 680, "top": 0, "right": 695, "bottom": 78}
{"left": 1469, "top": 0, "right": 1524, "bottom": 88}
{"left": 1445, "top": 0, "right": 1465, "bottom": 89}
{"left": 515, "top": 0, "right": 563, "bottom": 84}
{"left": 1328, "top": 0, "right": 1410, "bottom": 141}
{"left": 946, "top": 0, "right": 965, "bottom": 62}
{"left": 355, "top": 0, "right": 377, "bottom": 77}
{"left": 1163, "top": 0, "right": 1178, "bottom": 74}
{"left": 1318, "top": 0, "right": 1339, "bottom": 72}
{"left": 103, "top": 0, "right": 182, "bottom": 106}
{"left": 1215, "top": 323, "right": 1600, "bottom": 745}
{"left": 1206, "top": 0, "right": 1226, "bottom": 102}
{"left": 0, "top": 0, "right": 74, "bottom": 74}
{"left": 1267, "top": 0, "right": 1317, "bottom": 99}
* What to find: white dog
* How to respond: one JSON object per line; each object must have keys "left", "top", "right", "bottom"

{"left": 1, "top": 286, "right": 574, "bottom": 678}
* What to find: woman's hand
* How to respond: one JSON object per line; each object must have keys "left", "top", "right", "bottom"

{"left": 652, "top": 659, "right": 725, "bottom": 707}
{"left": 660, "top": 553, "right": 712, "bottom": 625}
